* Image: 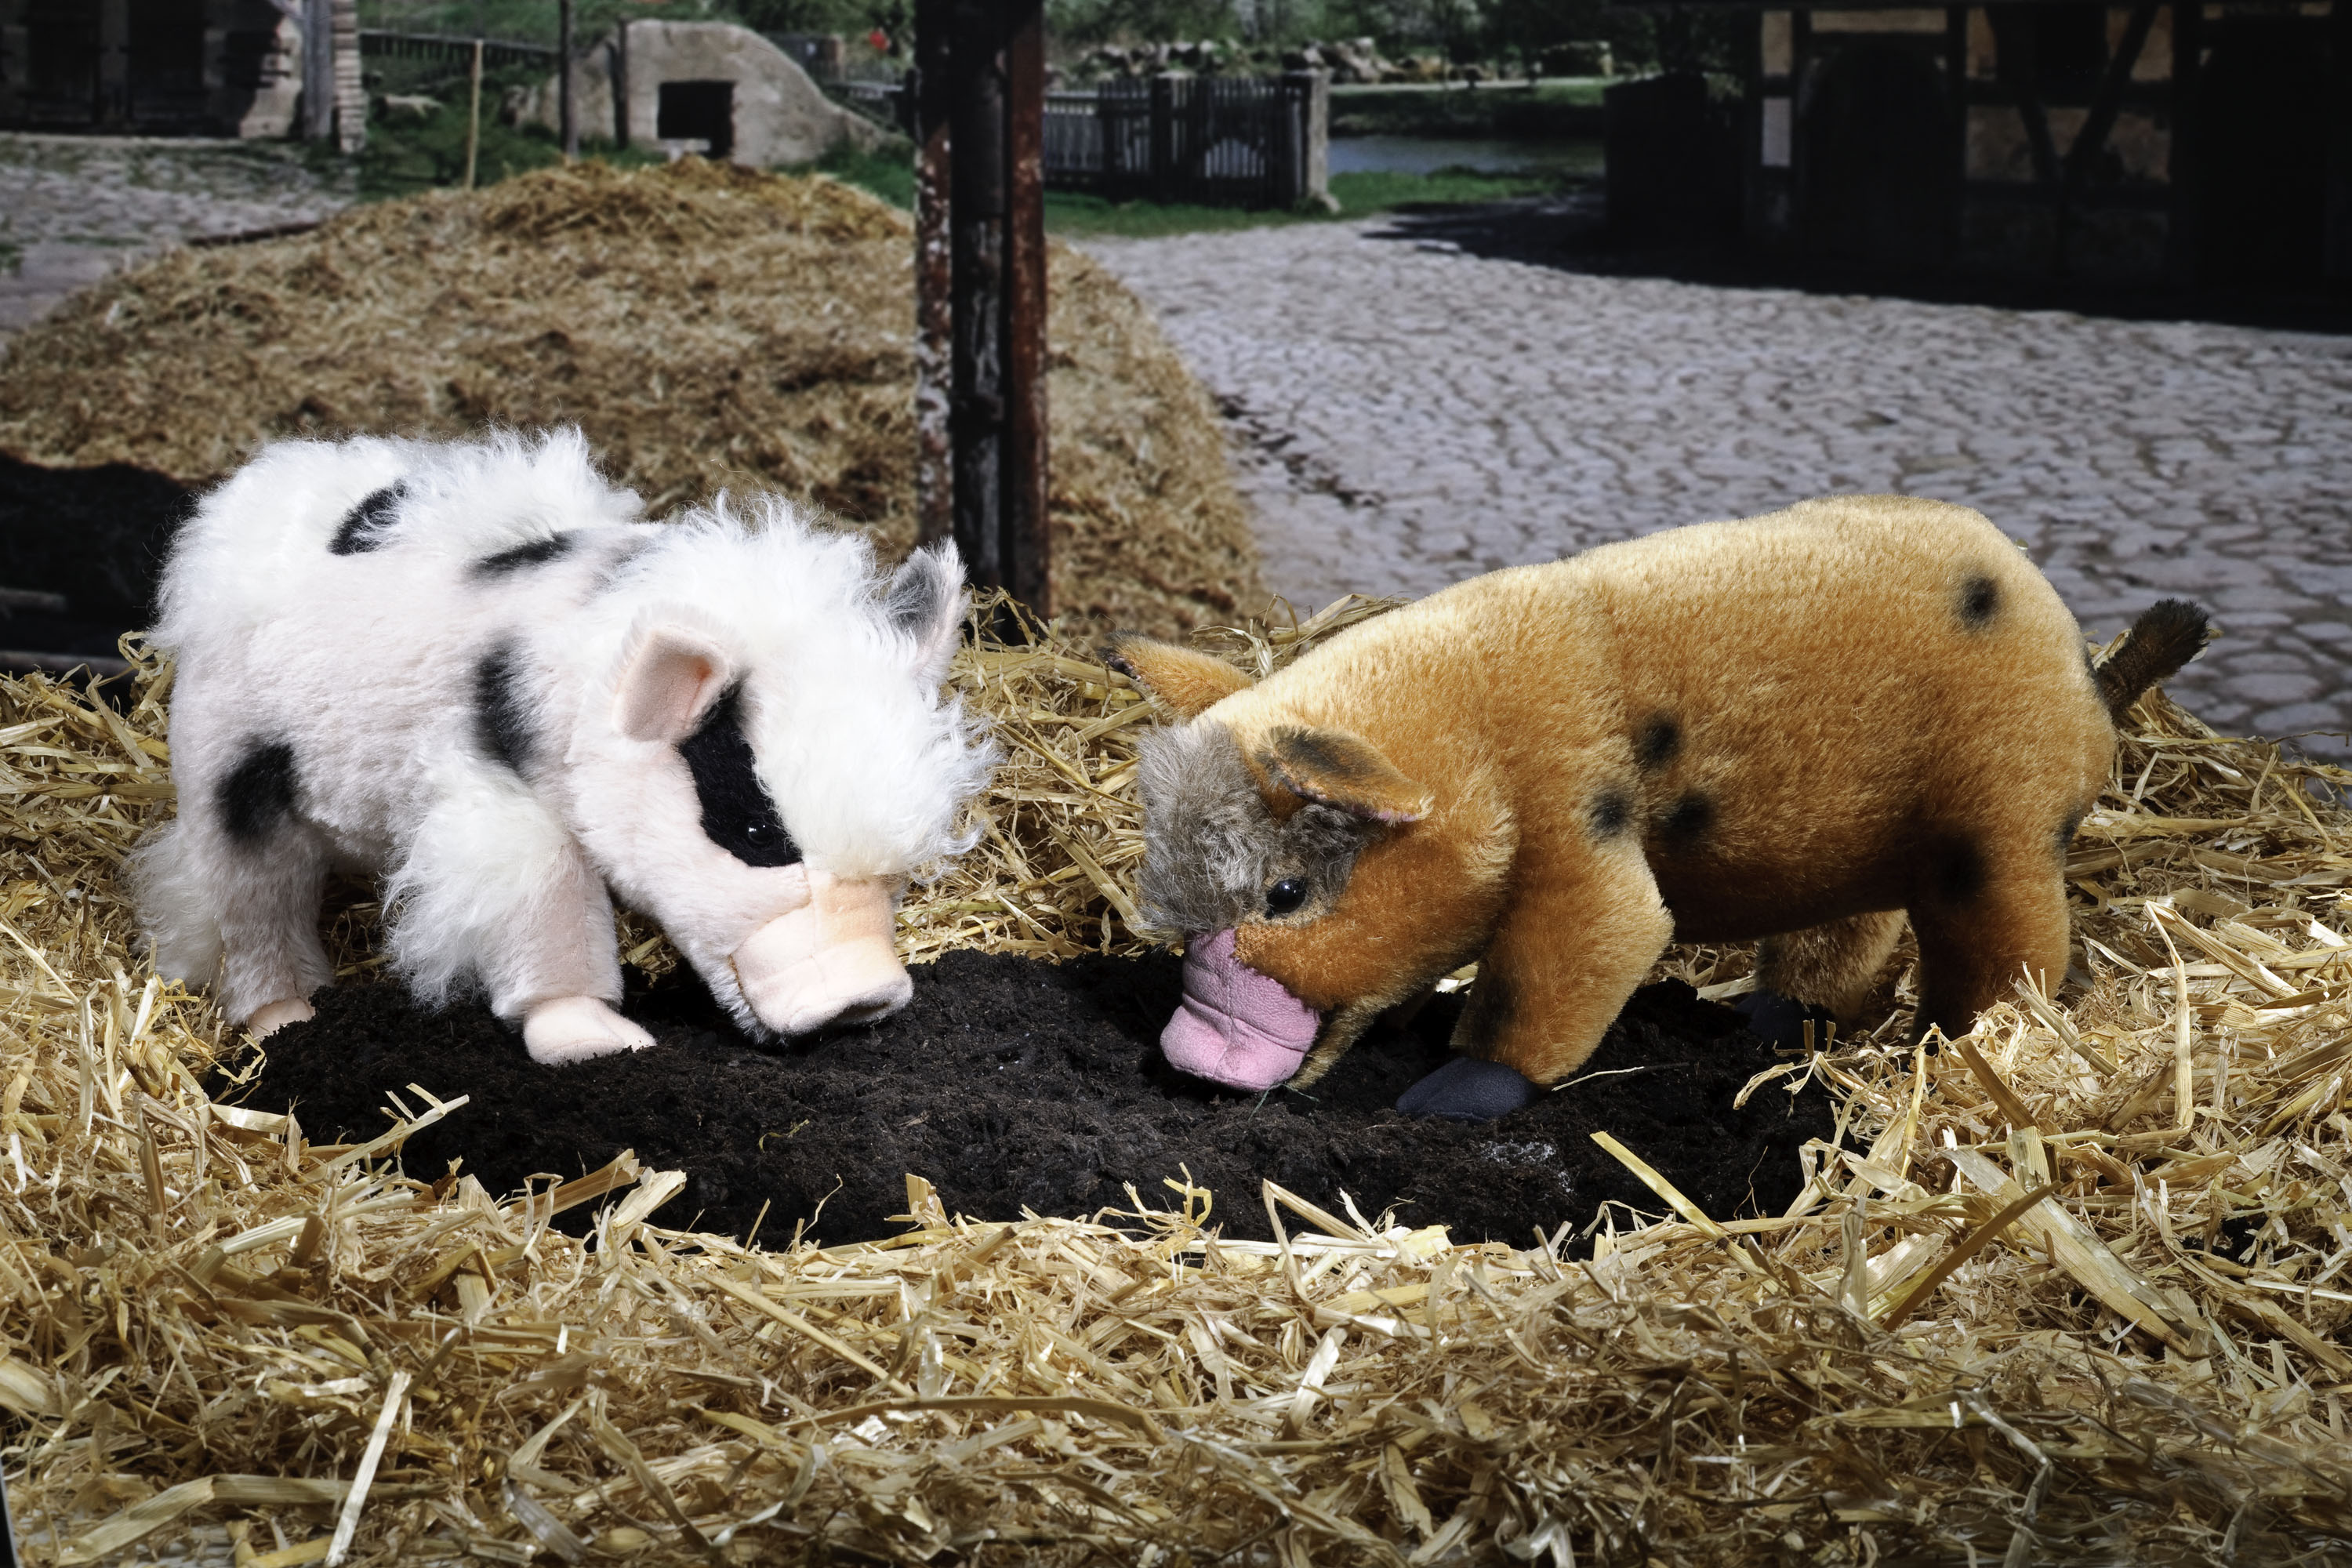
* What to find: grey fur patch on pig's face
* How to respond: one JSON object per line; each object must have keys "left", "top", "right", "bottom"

{"left": 1137, "top": 719, "right": 1378, "bottom": 937}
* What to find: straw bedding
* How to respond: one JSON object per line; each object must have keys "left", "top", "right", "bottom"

{"left": 7, "top": 604, "right": 2352, "bottom": 1565}
{"left": 0, "top": 161, "right": 1262, "bottom": 639}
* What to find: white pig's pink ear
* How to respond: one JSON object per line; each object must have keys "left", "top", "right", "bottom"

{"left": 613, "top": 625, "right": 735, "bottom": 743}
{"left": 885, "top": 543, "right": 967, "bottom": 685}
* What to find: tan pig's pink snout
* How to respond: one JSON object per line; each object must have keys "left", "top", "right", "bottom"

{"left": 731, "top": 873, "right": 913, "bottom": 1036}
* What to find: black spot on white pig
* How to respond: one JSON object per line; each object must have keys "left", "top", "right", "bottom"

{"left": 130, "top": 430, "right": 996, "bottom": 1064}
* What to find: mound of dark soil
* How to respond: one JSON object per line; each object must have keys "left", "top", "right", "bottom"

{"left": 233, "top": 951, "right": 1831, "bottom": 1250}
{"left": 0, "top": 453, "right": 189, "bottom": 664}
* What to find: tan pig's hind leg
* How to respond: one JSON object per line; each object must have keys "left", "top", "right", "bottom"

{"left": 1755, "top": 909, "right": 1907, "bottom": 1025}
{"left": 1907, "top": 847, "right": 2071, "bottom": 1044}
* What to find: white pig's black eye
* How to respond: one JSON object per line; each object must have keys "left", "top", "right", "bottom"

{"left": 1265, "top": 877, "right": 1308, "bottom": 917}
{"left": 744, "top": 818, "right": 777, "bottom": 847}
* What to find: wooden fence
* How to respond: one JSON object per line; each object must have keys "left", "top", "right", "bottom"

{"left": 1046, "top": 72, "right": 1329, "bottom": 207}
{"left": 850, "top": 71, "right": 1329, "bottom": 209}
{"left": 357, "top": 30, "right": 557, "bottom": 74}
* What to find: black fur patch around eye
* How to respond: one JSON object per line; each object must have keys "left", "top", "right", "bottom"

{"left": 1940, "top": 839, "right": 1987, "bottom": 902}
{"left": 220, "top": 740, "right": 298, "bottom": 844}
{"left": 472, "top": 534, "right": 579, "bottom": 578}
{"left": 473, "top": 640, "right": 535, "bottom": 774}
{"left": 1590, "top": 788, "right": 1632, "bottom": 839}
{"left": 1635, "top": 715, "right": 1680, "bottom": 771}
{"left": 678, "top": 686, "right": 802, "bottom": 869}
{"left": 1958, "top": 575, "right": 2000, "bottom": 628}
{"left": 329, "top": 485, "right": 405, "bottom": 555}
{"left": 1664, "top": 792, "right": 1714, "bottom": 844}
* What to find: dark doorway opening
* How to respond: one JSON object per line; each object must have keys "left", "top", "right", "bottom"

{"left": 1798, "top": 42, "right": 1954, "bottom": 269}
{"left": 657, "top": 80, "right": 735, "bottom": 160}
{"left": 2196, "top": 18, "right": 2331, "bottom": 288}
{"left": 128, "top": 0, "right": 209, "bottom": 128}
{"left": 23, "top": 2, "right": 100, "bottom": 128}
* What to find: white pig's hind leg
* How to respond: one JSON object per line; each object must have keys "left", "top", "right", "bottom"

{"left": 213, "top": 826, "right": 336, "bottom": 1033}
{"left": 129, "top": 812, "right": 334, "bottom": 1033}
{"left": 385, "top": 768, "right": 651, "bottom": 1065}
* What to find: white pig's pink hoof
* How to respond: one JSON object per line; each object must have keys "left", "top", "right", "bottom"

{"left": 246, "top": 996, "right": 316, "bottom": 1038}
{"left": 522, "top": 996, "right": 656, "bottom": 1065}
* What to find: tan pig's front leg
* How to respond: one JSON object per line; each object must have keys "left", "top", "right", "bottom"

{"left": 1399, "top": 838, "right": 1672, "bottom": 1120}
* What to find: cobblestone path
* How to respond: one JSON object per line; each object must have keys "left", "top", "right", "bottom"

{"left": 0, "top": 132, "right": 352, "bottom": 336}
{"left": 1082, "top": 219, "right": 2352, "bottom": 759}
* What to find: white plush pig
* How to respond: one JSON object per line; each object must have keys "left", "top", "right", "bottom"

{"left": 131, "top": 430, "right": 996, "bottom": 1064}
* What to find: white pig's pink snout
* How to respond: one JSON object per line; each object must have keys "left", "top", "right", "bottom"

{"left": 1160, "top": 927, "right": 1322, "bottom": 1091}
{"left": 731, "top": 873, "right": 913, "bottom": 1036}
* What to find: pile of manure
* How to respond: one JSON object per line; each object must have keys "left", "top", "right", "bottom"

{"left": 5, "top": 606, "right": 2352, "bottom": 1566}
{"left": 0, "top": 159, "right": 1262, "bottom": 638}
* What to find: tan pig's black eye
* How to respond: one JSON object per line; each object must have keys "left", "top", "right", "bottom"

{"left": 1265, "top": 877, "right": 1308, "bottom": 917}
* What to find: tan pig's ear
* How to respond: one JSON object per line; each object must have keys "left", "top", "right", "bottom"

{"left": 1258, "top": 725, "right": 1432, "bottom": 824}
{"left": 1103, "top": 633, "right": 1253, "bottom": 720}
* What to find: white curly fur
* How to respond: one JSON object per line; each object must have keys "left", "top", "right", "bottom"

{"left": 131, "top": 429, "right": 996, "bottom": 1037}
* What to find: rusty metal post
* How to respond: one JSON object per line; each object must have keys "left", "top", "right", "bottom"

{"left": 935, "top": 0, "right": 1051, "bottom": 618}
{"left": 1003, "top": 0, "right": 1048, "bottom": 615}
{"left": 912, "top": 0, "right": 954, "bottom": 550}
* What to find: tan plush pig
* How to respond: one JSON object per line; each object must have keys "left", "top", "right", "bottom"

{"left": 1112, "top": 495, "right": 2209, "bottom": 1121}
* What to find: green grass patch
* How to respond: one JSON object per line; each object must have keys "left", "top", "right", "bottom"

{"left": 796, "top": 139, "right": 919, "bottom": 210}
{"left": 344, "top": 99, "right": 668, "bottom": 201}
{"left": 803, "top": 148, "right": 1559, "bottom": 237}
{"left": 1038, "top": 165, "right": 1561, "bottom": 238}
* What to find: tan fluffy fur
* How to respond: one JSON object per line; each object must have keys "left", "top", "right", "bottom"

{"left": 1129, "top": 495, "right": 2153, "bottom": 1087}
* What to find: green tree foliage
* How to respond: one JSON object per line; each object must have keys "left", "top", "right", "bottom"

{"left": 1046, "top": 0, "right": 1251, "bottom": 46}
{"left": 729, "top": 0, "right": 903, "bottom": 37}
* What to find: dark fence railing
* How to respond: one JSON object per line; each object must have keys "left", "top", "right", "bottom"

{"left": 856, "top": 71, "right": 1328, "bottom": 209}
{"left": 1057, "top": 74, "right": 1325, "bottom": 206}
{"left": 357, "top": 30, "right": 557, "bottom": 74}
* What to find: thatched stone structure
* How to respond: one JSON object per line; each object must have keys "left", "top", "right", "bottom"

{"left": 527, "top": 20, "right": 887, "bottom": 166}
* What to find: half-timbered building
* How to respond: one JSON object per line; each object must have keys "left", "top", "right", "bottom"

{"left": 1702, "top": 1, "right": 2348, "bottom": 289}
{"left": 0, "top": 0, "right": 303, "bottom": 137}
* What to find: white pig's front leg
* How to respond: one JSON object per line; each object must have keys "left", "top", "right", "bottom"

{"left": 502, "top": 840, "right": 653, "bottom": 1066}
{"left": 387, "top": 768, "right": 650, "bottom": 1065}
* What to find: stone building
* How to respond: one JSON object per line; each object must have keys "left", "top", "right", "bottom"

{"left": 528, "top": 21, "right": 885, "bottom": 166}
{"left": 0, "top": 0, "right": 307, "bottom": 137}
{"left": 1634, "top": 1, "right": 2350, "bottom": 290}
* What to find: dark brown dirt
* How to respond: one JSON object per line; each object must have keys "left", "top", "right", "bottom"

{"left": 0, "top": 453, "right": 188, "bottom": 660}
{"left": 229, "top": 951, "right": 1831, "bottom": 1251}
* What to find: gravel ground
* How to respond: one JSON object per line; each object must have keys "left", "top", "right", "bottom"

{"left": 0, "top": 132, "right": 353, "bottom": 338}
{"left": 1081, "top": 216, "right": 2352, "bottom": 758}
